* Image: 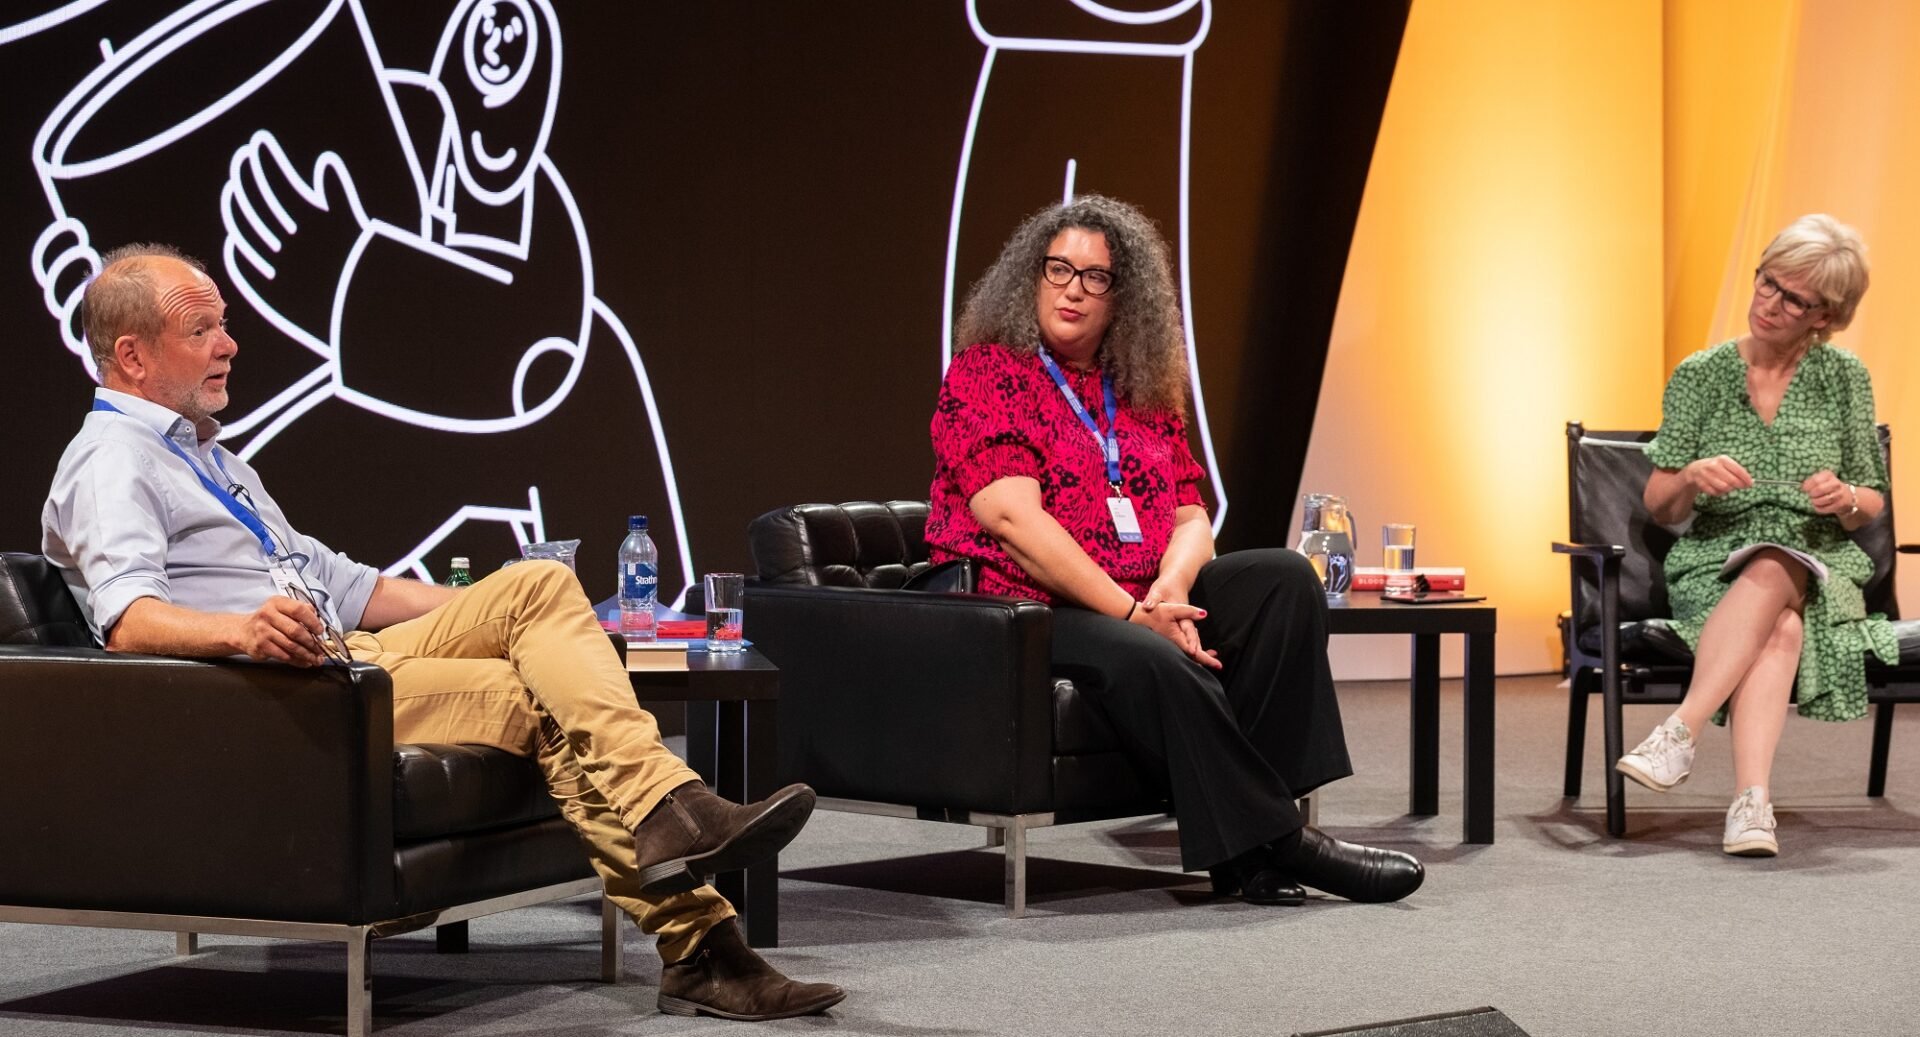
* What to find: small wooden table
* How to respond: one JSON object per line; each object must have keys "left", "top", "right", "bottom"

{"left": 1326, "top": 594, "right": 1498, "bottom": 844}
{"left": 621, "top": 644, "right": 782, "bottom": 947}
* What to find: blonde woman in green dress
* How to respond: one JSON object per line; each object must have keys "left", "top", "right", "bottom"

{"left": 1616, "top": 214, "right": 1895, "bottom": 857}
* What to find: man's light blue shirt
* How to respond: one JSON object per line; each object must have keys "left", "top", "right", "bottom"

{"left": 41, "top": 387, "right": 380, "bottom": 644}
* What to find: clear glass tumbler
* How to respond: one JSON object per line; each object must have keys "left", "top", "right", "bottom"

{"left": 704, "top": 572, "right": 746, "bottom": 653}
{"left": 1382, "top": 524, "right": 1417, "bottom": 595}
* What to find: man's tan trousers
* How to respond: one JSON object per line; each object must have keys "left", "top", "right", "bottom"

{"left": 347, "top": 560, "right": 732, "bottom": 962}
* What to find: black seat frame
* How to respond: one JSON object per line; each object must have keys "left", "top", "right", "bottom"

{"left": 1555, "top": 422, "right": 1920, "bottom": 837}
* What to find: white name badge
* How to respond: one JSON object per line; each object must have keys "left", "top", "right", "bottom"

{"left": 1107, "top": 494, "right": 1143, "bottom": 544}
{"left": 268, "top": 558, "right": 304, "bottom": 599}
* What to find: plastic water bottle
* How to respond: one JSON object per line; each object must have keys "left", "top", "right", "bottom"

{"left": 618, "top": 516, "right": 658, "bottom": 642}
{"left": 445, "top": 557, "right": 473, "bottom": 588}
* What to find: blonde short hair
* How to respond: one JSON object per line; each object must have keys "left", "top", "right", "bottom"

{"left": 1758, "top": 214, "right": 1869, "bottom": 343}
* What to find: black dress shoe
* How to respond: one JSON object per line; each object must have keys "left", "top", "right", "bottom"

{"left": 1207, "top": 848, "right": 1306, "bottom": 906}
{"left": 633, "top": 781, "right": 816, "bottom": 895}
{"left": 1274, "top": 827, "right": 1424, "bottom": 903}
{"left": 658, "top": 919, "right": 845, "bottom": 1019}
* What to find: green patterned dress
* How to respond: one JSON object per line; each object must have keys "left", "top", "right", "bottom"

{"left": 1647, "top": 340, "right": 1896, "bottom": 722}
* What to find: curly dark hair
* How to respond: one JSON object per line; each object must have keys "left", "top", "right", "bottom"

{"left": 953, "top": 195, "right": 1188, "bottom": 416}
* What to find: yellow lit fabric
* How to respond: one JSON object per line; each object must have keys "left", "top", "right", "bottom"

{"left": 1308, "top": 0, "right": 1917, "bottom": 678}
{"left": 1305, "top": 0, "right": 1664, "bottom": 678}
{"left": 1662, "top": 0, "right": 1800, "bottom": 371}
{"left": 1667, "top": 0, "right": 1920, "bottom": 651}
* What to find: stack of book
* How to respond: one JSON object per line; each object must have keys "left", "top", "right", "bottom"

{"left": 621, "top": 619, "right": 726, "bottom": 671}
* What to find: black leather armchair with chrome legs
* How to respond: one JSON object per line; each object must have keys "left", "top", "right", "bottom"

{"left": 0, "top": 551, "right": 614, "bottom": 1037}
{"left": 743, "top": 500, "right": 1170, "bottom": 917}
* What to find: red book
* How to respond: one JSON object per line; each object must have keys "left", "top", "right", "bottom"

{"left": 1352, "top": 567, "right": 1466, "bottom": 592}
{"left": 598, "top": 618, "right": 710, "bottom": 638}
{"left": 658, "top": 619, "right": 708, "bottom": 638}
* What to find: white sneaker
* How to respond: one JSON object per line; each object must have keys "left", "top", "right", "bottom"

{"left": 1724, "top": 787, "right": 1778, "bottom": 857}
{"left": 1615, "top": 716, "right": 1695, "bottom": 792}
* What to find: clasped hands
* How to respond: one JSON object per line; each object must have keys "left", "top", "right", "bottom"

{"left": 1685, "top": 455, "right": 1855, "bottom": 515}
{"left": 1127, "top": 584, "right": 1223, "bottom": 671}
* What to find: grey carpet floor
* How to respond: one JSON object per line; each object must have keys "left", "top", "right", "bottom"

{"left": 4, "top": 674, "right": 1917, "bottom": 1036}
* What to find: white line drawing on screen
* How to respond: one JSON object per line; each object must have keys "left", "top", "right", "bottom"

{"left": 0, "top": 1, "right": 116, "bottom": 47}
{"left": 25, "top": 0, "right": 693, "bottom": 593}
{"left": 944, "top": 0, "right": 1227, "bottom": 533}
{"left": 394, "top": 486, "right": 547, "bottom": 583}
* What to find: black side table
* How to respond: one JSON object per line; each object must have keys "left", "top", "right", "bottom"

{"left": 1326, "top": 595, "right": 1498, "bottom": 844}
{"left": 622, "top": 645, "right": 782, "bottom": 947}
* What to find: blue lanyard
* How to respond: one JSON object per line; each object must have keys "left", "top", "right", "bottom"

{"left": 1037, "top": 347, "right": 1123, "bottom": 489}
{"left": 92, "top": 398, "right": 281, "bottom": 558}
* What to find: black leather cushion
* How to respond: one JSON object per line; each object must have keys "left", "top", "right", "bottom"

{"left": 1052, "top": 751, "right": 1166, "bottom": 817}
{"left": 1579, "top": 617, "right": 1920, "bottom": 667}
{"left": 392, "top": 743, "right": 559, "bottom": 842}
{"left": 901, "top": 558, "right": 977, "bottom": 594}
{"left": 392, "top": 816, "right": 592, "bottom": 917}
{"left": 1893, "top": 619, "right": 1920, "bottom": 665}
{"left": 1052, "top": 677, "right": 1127, "bottom": 756}
{"left": 749, "top": 501, "right": 936, "bottom": 588}
{"left": 0, "top": 552, "right": 96, "bottom": 647}
{"left": 1576, "top": 618, "right": 1694, "bottom": 665}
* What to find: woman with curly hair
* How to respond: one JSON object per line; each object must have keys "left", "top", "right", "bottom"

{"left": 926, "top": 195, "right": 1423, "bottom": 906}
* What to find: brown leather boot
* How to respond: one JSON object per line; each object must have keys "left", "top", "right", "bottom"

{"left": 633, "top": 781, "right": 816, "bottom": 895}
{"left": 657, "top": 919, "right": 846, "bottom": 1019}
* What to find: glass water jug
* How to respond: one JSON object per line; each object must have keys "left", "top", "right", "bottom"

{"left": 1297, "top": 493, "right": 1356, "bottom": 603}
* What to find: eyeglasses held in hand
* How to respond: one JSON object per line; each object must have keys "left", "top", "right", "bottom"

{"left": 276, "top": 558, "right": 352, "bottom": 667}
{"left": 1042, "top": 256, "right": 1115, "bottom": 297}
{"left": 221, "top": 480, "right": 351, "bottom": 667}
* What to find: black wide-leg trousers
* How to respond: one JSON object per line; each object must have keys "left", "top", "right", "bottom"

{"left": 1050, "top": 548, "right": 1353, "bottom": 872}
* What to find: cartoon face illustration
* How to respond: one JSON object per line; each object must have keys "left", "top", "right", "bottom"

{"left": 436, "top": 0, "right": 559, "bottom": 204}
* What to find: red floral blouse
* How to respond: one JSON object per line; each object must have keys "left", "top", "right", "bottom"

{"left": 926, "top": 342, "right": 1208, "bottom": 604}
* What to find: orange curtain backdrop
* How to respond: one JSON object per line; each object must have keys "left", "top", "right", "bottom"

{"left": 1308, "top": 0, "right": 1920, "bottom": 680}
{"left": 1303, "top": 0, "right": 1665, "bottom": 679}
{"left": 1669, "top": 0, "right": 1920, "bottom": 634}
{"left": 1663, "top": 0, "right": 1801, "bottom": 367}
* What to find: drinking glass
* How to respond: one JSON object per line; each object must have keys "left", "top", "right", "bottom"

{"left": 704, "top": 573, "right": 746, "bottom": 653}
{"left": 1383, "top": 524, "right": 1417, "bottom": 595}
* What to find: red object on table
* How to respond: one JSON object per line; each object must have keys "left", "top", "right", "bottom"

{"left": 597, "top": 618, "right": 710, "bottom": 638}
{"left": 658, "top": 619, "right": 707, "bottom": 638}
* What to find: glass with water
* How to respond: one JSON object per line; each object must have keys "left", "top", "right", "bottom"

{"left": 704, "top": 572, "right": 746, "bottom": 653}
{"left": 1382, "top": 523, "right": 1417, "bottom": 595}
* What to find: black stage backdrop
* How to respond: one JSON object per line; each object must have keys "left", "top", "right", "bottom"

{"left": 0, "top": 1, "right": 1404, "bottom": 605}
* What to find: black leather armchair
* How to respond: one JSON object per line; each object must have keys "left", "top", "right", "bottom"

{"left": 744, "top": 501, "right": 1169, "bottom": 917}
{"left": 0, "top": 552, "right": 614, "bottom": 1037}
{"left": 1555, "top": 423, "right": 1920, "bottom": 837}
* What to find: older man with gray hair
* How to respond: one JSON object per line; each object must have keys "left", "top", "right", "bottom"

{"left": 41, "top": 243, "right": 843, "bottom": 1020}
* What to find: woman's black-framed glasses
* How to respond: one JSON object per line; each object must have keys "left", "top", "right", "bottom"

{"left": 1041, "top": 256, "right": 1115, "bottom": 297}
{"left": 1754, "top": 268, "right": 1824, "bottom": 319}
